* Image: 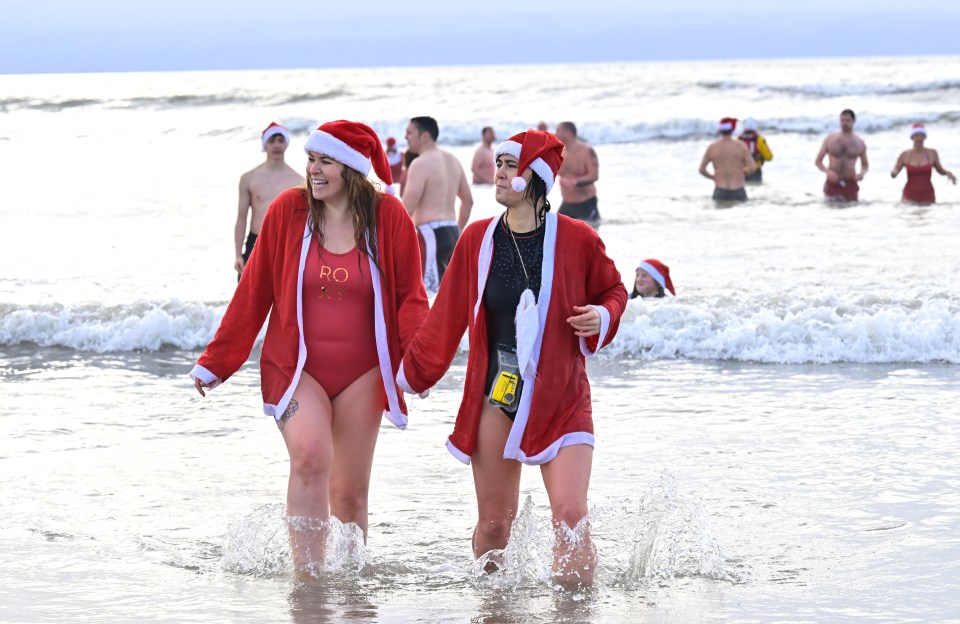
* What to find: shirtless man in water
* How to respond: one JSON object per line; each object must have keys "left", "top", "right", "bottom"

{"left": 235, "top": 122, "right": 303, "bottom": 280}
{"left": 555, "top": 121, "right": 600, "bottom": 227}
{"left": 699, "top": 117, "right": 756, "bottom": 203}
{"left": 402, "top": 116, "right": 473, "bottom": 293}
{"left": 815, "top": 109, "right": 868, "bottom": 202}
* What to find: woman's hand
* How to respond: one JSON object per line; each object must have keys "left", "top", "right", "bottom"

{"left": 194, "top": 377, "right": 211, "bottom": 397}
{"left": 567, "top": 305, "right": 600, "bottom": 337}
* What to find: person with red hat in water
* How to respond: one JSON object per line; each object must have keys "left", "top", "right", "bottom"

{"left": 890, "top": 123, "right": 957, "bottom": 204}
{"left": 234, "top": 122, "right": 303, "bottom": 281}
{"left": 385, "top": 136, "right": 403, "bottom": 190}
{"left": 191, "top": 120, "right": 429, "bottom": 576}
{"left": 815, "top": 109, "right": 869, "bottom": 202}
{"left": 396, "top": 129, "right": 627, "bottom": 588}
{"left": 699, "top": 117, "right": 756, "bottom": 203}
{"left": 631, "top": 259, "right": 675, "bottom": 298}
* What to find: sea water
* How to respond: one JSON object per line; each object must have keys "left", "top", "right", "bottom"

{"left": 1, "top": 56, "right": 959, "bottom": 622}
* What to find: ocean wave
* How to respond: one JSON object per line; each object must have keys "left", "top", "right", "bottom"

{"left": 698, "top": 78, "right": 960, "bottom": 98}
{"left": 2, "top": 295, "right": 958, "bottom": 364}
{"left": 610, "top": 295, "right": 960, "bottom": 364}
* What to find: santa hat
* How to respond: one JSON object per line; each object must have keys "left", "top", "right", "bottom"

{"left": 493, "top": 130, "right": 564, "bottom": 193}
{"left": 637, "top": 259, "right": 675, "bottom": 296}
{"left": 910, "top": 123, "right": 927, "bottom": 138}
{"left": 718, "top": 117, "right": 737, "bottom": 133}
{"left": 386, "top": 136, "right": 397, "bottom": 148}
{"left": 304, "top": 120, "right": 394, "bottom": 189}
{"left": 742, "top": 117, "right": 758, "bottom": 132}
{"left": 261, "top": 122, "right": 290, "bottom": 152}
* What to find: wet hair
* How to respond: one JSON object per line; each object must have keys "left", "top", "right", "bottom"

{"left": 719, "top": 129, "right": 733, "bottom": 136}
{"left": 302, "top": 166, "right": 383, "bottom": 275}
{"left": 557, "top": 121, "right": 577, "bottom": 137}
{"left": 404, "top": 151, "right": 419, "bottom": 167}
{"left": 410, "top": 116, "right": 439, "bottom": 141}
{"left": 840, "top": 109, "right": 856, "bottom": 121}
{"left": 629, "top": 282, "right": 665, "bottom": 299}
{"left": 481, "top": 126, "right": 493, "bottom": 136}
{"left": 524, "top": 171, "right": 551, "bottom": 221}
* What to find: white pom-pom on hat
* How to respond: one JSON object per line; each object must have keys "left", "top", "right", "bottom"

{"left": 494, "top": 131, "right": 564, "bottom": 194}
{"left": 511, "top": 177, "right": 527, "bottom": 192}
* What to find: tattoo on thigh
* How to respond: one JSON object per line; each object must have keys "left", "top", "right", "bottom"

{"left": 277, "top": 399, "right": 299, "bottom": 432}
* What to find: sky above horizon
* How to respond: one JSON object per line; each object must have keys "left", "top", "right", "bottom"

{"left": 3, "top": 1, "right": 959, "bottom": 74}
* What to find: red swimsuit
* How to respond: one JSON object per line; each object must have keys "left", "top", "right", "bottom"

{"left": 902, "top": 154, "right": 936, "bottom": 204}
{"left": 302, "top": 235, "right": 379, "bottom": 399}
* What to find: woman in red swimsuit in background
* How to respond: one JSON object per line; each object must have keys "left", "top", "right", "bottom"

{"left": 191, "top": 120, "right": 428, "bottom": 575}
{"left": 891, "top": 123, "right": 957, "bottom": 204}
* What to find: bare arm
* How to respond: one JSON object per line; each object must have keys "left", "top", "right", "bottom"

{"left": 456, "top": 166, "right": 473, "bottom": 230}
{"left": 579, "top": 147, "right": 599, "bottom": 186}
{"left": 931, "top": 150, "right": 957, "bottom": 184}
{"left": 890, "top": 152, "right": 905, "bottom": 178}
{"left": 698, "top": 147, "right": 714, "bottom": 180}
{"left": 814, "top": 139, "right": 829, "bottom": 173}
{"left": 470, "top": 148, "right": 484, "bottom": 180}
{"left": 235, "top": 174, "right": 251, "bottom": 274}
{"left": 401, "top": 161, "right": 426, "bottom": 220}
{"left": 857, "top": 143, "right": 869, "bottom": 181}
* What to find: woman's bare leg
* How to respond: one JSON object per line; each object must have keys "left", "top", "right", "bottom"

{"left": 540, "top": 444, "right": 596, "bottom": 588}
{"left": 471, "top": 403, "right": 522, "bottom": 565}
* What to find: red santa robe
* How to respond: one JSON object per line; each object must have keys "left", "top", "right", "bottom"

{"left": 398, "top": 211, "right": 627, "bottom": 465}
{"left": 190, "top": 188, "right": 429, "bottom": 427}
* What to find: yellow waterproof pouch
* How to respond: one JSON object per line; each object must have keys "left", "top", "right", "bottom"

{"left": 488, "top": 344, "right": 523, "bottom": 413}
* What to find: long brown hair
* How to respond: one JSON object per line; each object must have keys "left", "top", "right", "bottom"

{"left": 302, "top": 167, "right": 383, "bottom": 275}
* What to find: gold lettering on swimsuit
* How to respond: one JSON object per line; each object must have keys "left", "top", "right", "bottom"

{"left": 319, "top": 265, "right": 332, "bottom": 280}
{"left": 333, "top": 268, "right": 348, "bottom": 283}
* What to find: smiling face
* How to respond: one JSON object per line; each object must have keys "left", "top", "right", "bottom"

{"left": 306, "top": 152, "right": 347, "bottom": 203}
{"left": 493, "top": 153, "right": 531, "bottom": 209}
{"left": 634, "top": 268, "right": 661, "bottom": 298}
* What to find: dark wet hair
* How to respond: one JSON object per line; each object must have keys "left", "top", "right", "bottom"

{"left": 410, "top": 116, "right": 439, "bottom": 141}
{"left": 404, "top": 151, "right": 419, "bottom": 167}
{"left": 481, "top": 126, "right": 493, "bottom": 136}
{"left": 557, "top": 121, "right": 577, "bottom": 137}
{"left": 629, "top": 283, "right": 665, "bottom": 299}
{"left": 840, "top": 109, "right": 856, "bottom": 120}
{"left": 524, "top": 171, "right": 551, "bottom": 221}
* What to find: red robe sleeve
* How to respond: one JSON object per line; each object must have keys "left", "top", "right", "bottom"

{"left": 383, "top": 196, "right": 430, "bottom": 353}
{"left": 195, "top": 192, "right": 286, "bottom": 383}
{"left": 400, "top": 220, "right": 484, "bottom": 393}
{"left": 581, "top": 234, "right": 628, "bottom": 354}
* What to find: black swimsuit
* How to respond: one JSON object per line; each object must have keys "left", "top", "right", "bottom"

{"left": 483, "top": 216, "right": 545, "bottom": 418}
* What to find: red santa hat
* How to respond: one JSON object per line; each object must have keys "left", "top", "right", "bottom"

{"left": 261, "top": 122, "right": 290, "bottom": 152}
{"left": 637, "top": 259, "right": 675, "bottom": 296}
{"left": 493, "top": 130, "right": 564, "bottom": 193}
{"left": 386, "top": 136, "right": 397, "bottom": 148}
{"left": 910, "top": 123, "right": 927, "bottom": 138}
{"left": 303, "top": 120, "right": 394, "bottom": 189}
{"left": 718, "top": 117, "right": 737, "bottom": 133}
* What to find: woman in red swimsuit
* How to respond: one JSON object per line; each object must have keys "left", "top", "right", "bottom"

{"left": 191, "top": 120, "right": 428, "bottom": 575}
{"left": 891, "top": 123, "right": 957, "bottom": 204}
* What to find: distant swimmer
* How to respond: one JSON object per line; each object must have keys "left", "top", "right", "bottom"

{"left": 630, "top": 259, "right": 675, "bottom": 299}
{"left": 471, "top": 126, "right": 496, "bottom": 184}
{"left": 739, "top": 117, "right": 773, "bottom": 184}
{"left": 699, "top": 117, "right": 756, "bottom": 202}
{"left": 815, "top": 109, "right": 868, "bottom": 202}
{"left": 402, "top": 116, "right": 473, "bottom": 293}
{"left": 385, "top": 136, "right": 403, "bottom": 191}
{"left": 555, "top": 121, "right": 600, "bottom": 227}
{"left": 235, "top": 122, "right": 304, "bottom": 281}
{"left": 890, "top": 123, "right": 957, "bottom": 204}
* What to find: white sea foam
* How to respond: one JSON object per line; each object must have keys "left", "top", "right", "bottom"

{"left": 4, "top": 294, "right": 957, "bottom": 364}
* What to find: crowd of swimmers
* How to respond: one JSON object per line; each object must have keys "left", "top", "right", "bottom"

{"left": 194, "top": 110, "right": 951, "bottom": 587}
{"left": 700, "top": 109, "right": 956, "bottom": 204}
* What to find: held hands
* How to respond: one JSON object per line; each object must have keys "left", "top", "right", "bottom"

{"left": 194, "top": 377, "right": 212, "bottom": 397}
{"left": 567, "top": 305, "right": 600, "bottom": 337}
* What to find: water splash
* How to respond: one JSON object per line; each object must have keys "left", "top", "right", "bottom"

{"left": 625, "top": 471, "right": 731, "bottom": 581}
{"left": 221, "top": 504, "right": 368, "bottom": 579}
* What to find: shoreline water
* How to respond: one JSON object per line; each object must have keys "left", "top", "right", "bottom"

{"left": 2, "top": 56, "right": 960, "bottom": 621}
